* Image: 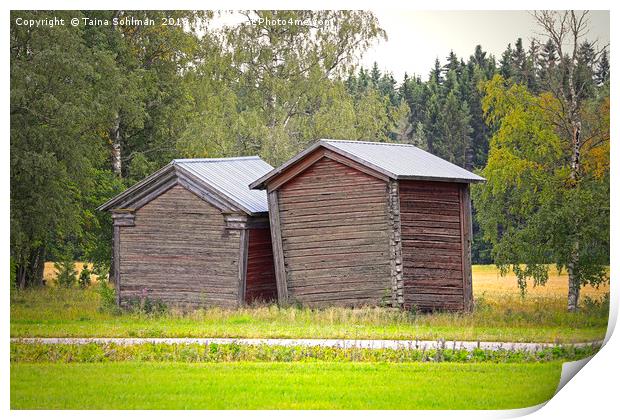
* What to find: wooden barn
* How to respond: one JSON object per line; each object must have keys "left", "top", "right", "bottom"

{"left": 98, "top": 156, "right": 277, "bottom": 308}
{"left": 250, "top": 140, "right": 485, "bottom": 311}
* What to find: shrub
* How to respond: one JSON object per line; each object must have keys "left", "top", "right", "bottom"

{"left": 54, "top": 255, "right": 77, "bottom": 288}
{"left": 97, "top": 279, "right": 117, "bottom": 314}
{"left": 125, "top": 289, "right": 167, "bottom": 315}
{"left": 581, "top": 293, "right": 610, "bottom": 317}
{"left": 379, "top": 288, "right": 392, "bottom": 308}
{"left": 78, "top": 264, "right": 91, "bottom": 288}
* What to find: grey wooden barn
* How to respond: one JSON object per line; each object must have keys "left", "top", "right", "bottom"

{"left": 250, "top": 140, "right": 485, "bottom": 311}
{"left": 98, "top": 157, "right": 277, "bottom": 308}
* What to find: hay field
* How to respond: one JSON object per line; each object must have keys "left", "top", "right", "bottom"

{"left": 44, "top": 261, "right": 609, "bottom": 301}
{"left": 472, "top": 265, "right": 609, "bottom": 300}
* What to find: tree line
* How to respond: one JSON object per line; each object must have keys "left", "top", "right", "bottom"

{"left": 10, "top": 10, "right": 609, "bottom": 310}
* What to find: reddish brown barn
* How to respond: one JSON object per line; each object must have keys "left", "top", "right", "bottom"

{"left": 250, "top": 140, "right": 485, "bottom": 311}
{"left": 98, "top": 157, "right": 277, "bottom": 308}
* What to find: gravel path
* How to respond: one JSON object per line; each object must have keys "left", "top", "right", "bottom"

{"left": 11, "top": 337, "right": 603, "bottom": 351}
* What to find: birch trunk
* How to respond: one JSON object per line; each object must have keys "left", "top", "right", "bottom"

{"left": 567, "top": 245, "right": 581, "bottom": 312}
{"left": 566, "top": 30, "right": 582, "bottom": 311}
{"left": 110, "top": 114, "right": 122, "bottom": 177}
{"left": 566, "top": 123, "right": 582, "bottom": 312}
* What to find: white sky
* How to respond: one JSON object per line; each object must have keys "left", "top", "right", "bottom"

{"left": 361, "top": 10, "right": 610, "bottom": 81}
{"left": 210, "top": 10, "right": 610, "bottom": 82}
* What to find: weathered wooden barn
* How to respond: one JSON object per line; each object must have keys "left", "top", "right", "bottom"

{"left": 98, "top": 157, "right": 277, "bottom": 308}
{"left": 250, "top": 140, "right": 485, "bottom": 311}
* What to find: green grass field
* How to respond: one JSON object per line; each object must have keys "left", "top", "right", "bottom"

{"left": 10, "top": 361, "right": 561, "bottom": 409}
{"left": 11, "top": 264, "right": 604, "bottom": 410}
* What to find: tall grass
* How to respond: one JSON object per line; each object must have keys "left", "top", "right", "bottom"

{"left": 10, "top": 282, "right": 609, "bottom": 342}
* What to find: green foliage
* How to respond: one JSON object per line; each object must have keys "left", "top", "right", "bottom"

{"left": 54, "top": 254, "right": 77, "bottom": 288}
{"left": 580, "top": 293, "right": 610, "bottom": 319}
{"left": 10, "top": 11, "right": 115, "bottom": 287}
{"left": 474, "top": 75, "right": 609, "bottom": 299}
{"left": 125, "top": 293, "right": 168, "bottom": 316}
{"left": 78, "top": 265, "right": 91, "bottom": 289}
{"left": 97, "top": 280, "right": 117, "bottom": 314}
{"left": 10, "top": 258, "right": 17, "bottom": 290}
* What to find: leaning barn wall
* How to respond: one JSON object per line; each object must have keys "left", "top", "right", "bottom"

{"left": 276, "top": 157, "right": 393, "bottom": 307}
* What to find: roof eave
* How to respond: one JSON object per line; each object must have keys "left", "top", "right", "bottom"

{"left": 249, "top": 140, "right": 399, "bottom": 190}
{"left": 97, "top": 163, "right": 176, "bottom": 212}
{"left": 249, "top": 141, "right": 326, "bottom": 190}
{"left": 247, "top": 210, "right": 269, "bottom": 217}
{"left": 396, "top": 175, "right": 486, "bottom": 183}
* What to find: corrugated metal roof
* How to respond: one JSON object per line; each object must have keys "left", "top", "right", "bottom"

{"left": 250, "top": 139, "right": 485, "bottom": 189}
{"left": 173, "top": 156, "right": 273, "bottom": 214}
{"left": 322, "top": 140, "right": 485, "bottom": 183}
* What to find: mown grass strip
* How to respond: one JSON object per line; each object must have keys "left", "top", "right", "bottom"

{"left": 10, "top": 342, "right": 600, "bottom": 363}
{"left": 11, "top": 361, "right": 562, "bottom": 409}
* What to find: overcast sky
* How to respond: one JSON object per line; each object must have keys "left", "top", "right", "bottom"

{"left": 360, "top": 10, "right": 610, "bottom": 81}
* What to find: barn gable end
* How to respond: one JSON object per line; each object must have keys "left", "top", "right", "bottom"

{"left": 118, "top": 185, "right": 242, "bottom": 307}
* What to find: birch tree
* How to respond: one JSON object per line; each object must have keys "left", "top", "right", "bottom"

{"left": 531, "top": 11, "right": 609, "bottom": 311}
{"left": 473, "top": 32, "right": 610, "bottom": 312}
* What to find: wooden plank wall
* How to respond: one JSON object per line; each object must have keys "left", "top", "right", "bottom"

{"left": 119, "top": 185, "right": 241, "bottom": 308}
{"left": 245, "top": 227, "right": 277, "bottom": 303}
{"left": 278, "top": 157, "right": 392, "bottom": 307}
{"left": 399, "top": 180, "right": 466, "bottom": 311}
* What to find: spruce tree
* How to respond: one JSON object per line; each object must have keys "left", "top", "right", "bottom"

{"left": 499, "top": 44, "right": 513, "bottom": 79}
{"left": 370, "top": 62, "right": 381, "bottom": 88}
{"left": 525, "top": 40, "right": 541, "bottom": 92}
{"left": 511, "top": 38, "right": 527, "bottom": 83}
{"left": 444, "top": 50, "right": 460, "bottom": 76}
{"left": 575, "top": 41, "right": 597, "bottom": 100}
{"left": 538, "top": 39, "right": 558, "bottom": 83}
{"left": 430, "top": 58, "right": 443, "bottom": 84}
{"left": 595, "top": 49, "right": 610, "bottom": 86}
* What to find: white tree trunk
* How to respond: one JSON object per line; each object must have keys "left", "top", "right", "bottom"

{"left": 110, "top": 114, "right": 122, "bottom": 177}
{"left": 567, "top": 246, "right": 581, "bottom": 312}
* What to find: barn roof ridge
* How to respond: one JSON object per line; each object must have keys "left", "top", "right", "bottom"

{"left": 320, "top": 139, "right": 418, "bottom": 147}
{"left": 172, "top": 155, "right": 261, "bottom": 163}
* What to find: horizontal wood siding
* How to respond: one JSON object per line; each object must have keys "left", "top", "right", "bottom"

{"left": 245, "top": 227, "right": 277, "bottom": 303}
{"left": 278, "top": 157, "right": 392, "bottom": 307}
{"left": 119, "top": 185, "right": 240, "bottom": 308}
{"left": 399, "top": 180, "right": 465, "bottom": 311}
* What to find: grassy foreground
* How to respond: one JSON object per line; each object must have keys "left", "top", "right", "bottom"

{"left": 11, "top": 279, "right": 608, "bottom": 343}
{"left": 11, "top": 361, "right": 561, "bottom": 409}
